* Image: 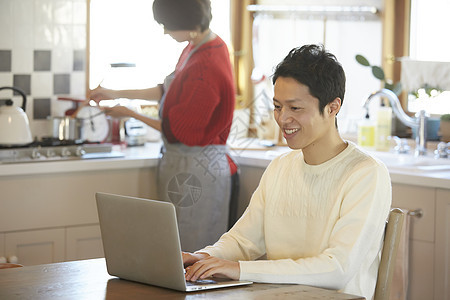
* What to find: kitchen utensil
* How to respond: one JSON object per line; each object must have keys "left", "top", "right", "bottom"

{"left": 76, "top": 106, "right": 109, "bottom": 143}
{"left": 48, "top": 116, "right": 85, "bottom": 142}
{"left": 0, "top": 86, "right": 33, "bottom": 146}
{"left": 124, "top": 118, "right": 147, "bottom": 146}
{"left": 57, "top": 96, "right": 90, "bottom": 118}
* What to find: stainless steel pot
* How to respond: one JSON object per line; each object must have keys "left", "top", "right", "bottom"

{"left": 48, "top": 116, "right": 85, "bottom": 141}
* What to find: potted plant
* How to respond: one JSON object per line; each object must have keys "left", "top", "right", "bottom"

{"left": 439, "top": 114, "right": 450, "bottom": 142}
{"left": 355, "top": 54, "right": 402, "bottom": 95}
{"left": 355, "top": 54, "right": 406, "bottom": 138}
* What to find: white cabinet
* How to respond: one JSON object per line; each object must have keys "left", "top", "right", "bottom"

{"left": 392, "top": 184, "right": 450, "bottom": 300}
{"left": 435, "top": 189, "right": 450, "bottom": 300}
{"left": 4, "top": 228, "right": 65, "bottom": 266}
{"left": 66, "top": 225, "right": 104, "bottom": 261}
{"left": 391, "top": 183, "right": 435, "bottom": 300}
{"left": 0, "top": 225, "right": 104, "bottom": 266}
{"left": 0, "top": 165, "right": 158, "bottom": 266}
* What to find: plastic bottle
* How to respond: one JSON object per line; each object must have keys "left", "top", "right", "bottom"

{"left": 375, "top": 99, "right": 393, "bottom": 151}
{"left": 358, "top": 111, "right": 375, "bottom": 149}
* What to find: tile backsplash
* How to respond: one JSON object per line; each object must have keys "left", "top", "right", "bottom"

{"left": 0, "top": 0, "right": 87, "bottom": 139}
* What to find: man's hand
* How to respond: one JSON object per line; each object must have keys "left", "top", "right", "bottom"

{"left": 182, "top": 252, "right": 209, "bottom": 267}
{"left": 184, "top": 255, "right": 240, "bottom": 282}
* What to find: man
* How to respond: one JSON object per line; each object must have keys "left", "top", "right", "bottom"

{"left": 183, "top": 44, "right": 391, "bottom": 299}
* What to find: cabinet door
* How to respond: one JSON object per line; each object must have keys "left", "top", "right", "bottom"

{"left": 66, "top": 225, "right": 104, "bottom": 261}
{"left": 237, "top": 165, "right": 265, "bottom": 217}
{"left": 391, "top": 183, "right": 435, "bottom": 300}
{"left": 5, "top": 228, "right": 65, "bottom": 266}
{"left": 435, "top": 189, "right": 450, "bottom": 300}
{"left": 392, "top": 184, "right": 435, "bottom": 242}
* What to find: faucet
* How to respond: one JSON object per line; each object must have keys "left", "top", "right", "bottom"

{"left": 364, "top": 88, "right": 428, "bottom": 156}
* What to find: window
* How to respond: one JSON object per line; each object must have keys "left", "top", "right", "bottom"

{"left": 249, "top": 3, "right": 383, "bottom": 134}
{"left": 407, "top": 0, "right": 450, "bottom": 115}
{"left": 89, "top": 0, "right": 230, "bottom": 97}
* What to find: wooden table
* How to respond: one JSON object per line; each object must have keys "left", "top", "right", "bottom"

{"left": 0, "top": 258, "right": 364, "bottom": 299}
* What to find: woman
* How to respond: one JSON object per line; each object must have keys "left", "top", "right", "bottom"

{"left": 89, "top": 0, "right": 237, "bottom": 252}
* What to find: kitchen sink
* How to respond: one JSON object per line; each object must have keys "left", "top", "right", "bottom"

{"left": 369, "top": 150, "right": 450, "bottom": 172}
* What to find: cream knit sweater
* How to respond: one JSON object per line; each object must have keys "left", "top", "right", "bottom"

{"left": 200, "top": 142, "right": 392, "bottom": 299}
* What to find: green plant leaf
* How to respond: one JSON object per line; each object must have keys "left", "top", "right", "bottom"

{"left": 384, "top": 82, "right": 393, "bottom": 90}
{"left": 372, "top": 66, "right": 385, "bottom": 80}
{"left": 355, "top": 54, "right": 370, "bottom": 66}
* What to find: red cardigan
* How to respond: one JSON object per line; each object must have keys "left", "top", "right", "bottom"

{"left": 161, "top": 36, "right": 237, "bottom": 174}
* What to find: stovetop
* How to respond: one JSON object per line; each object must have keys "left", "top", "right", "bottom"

{"left": 0, "top": 138, "right": 124, "bottom": 164}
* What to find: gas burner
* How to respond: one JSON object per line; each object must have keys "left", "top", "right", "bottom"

{"left": 0, "top": 142, "right": 124, "bottom": 164}
{"left": 0, "top": 143, "right": 32, "bottom": 150}
{"left": 38, "top": 137, "right": 84, "bottom": 147}
{"left": 0, "top": 138, "right": 83, "bottom": 150}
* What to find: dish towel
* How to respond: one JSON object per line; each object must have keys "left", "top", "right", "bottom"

{"left": 401, "top": 59, "right": 450, "bottom": 92}
{"left": 389, "top": 210, "right": 411, "bottom": 300}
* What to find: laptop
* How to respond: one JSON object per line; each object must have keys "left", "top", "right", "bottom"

{"left": 95, "top": 192, "right": 253, "bottom": 292}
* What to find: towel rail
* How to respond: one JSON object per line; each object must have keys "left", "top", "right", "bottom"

{"left": 407, "top": 209, "right": 423, "bottom": 218}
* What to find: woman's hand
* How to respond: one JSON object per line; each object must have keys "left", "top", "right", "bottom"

{"left": 89, "top": 86, "right": 117, "bottom": 103}
{"left": 101, "top": 106, "right": 135, "bottom": 118}
{"left": 184, "top": 256, "right": 240, "bottom": 282}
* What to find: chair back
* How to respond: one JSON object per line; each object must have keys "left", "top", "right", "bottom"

{"left": 374, "top": 208, "right": 406, "bottom": 300}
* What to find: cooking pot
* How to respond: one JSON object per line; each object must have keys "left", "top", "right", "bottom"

{"left": 48, "top": 116, "right": 85, "bottom": 142}
{"left": 0, "top": 86, "right": 33, "bottom": 146}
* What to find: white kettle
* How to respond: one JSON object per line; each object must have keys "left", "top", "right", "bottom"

{"left": 0, "top": 86, "right": 33, "bottom": 146}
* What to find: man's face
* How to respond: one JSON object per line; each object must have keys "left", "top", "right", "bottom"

{"left": 273, "top": 76, "right": 334, "bottom": 151}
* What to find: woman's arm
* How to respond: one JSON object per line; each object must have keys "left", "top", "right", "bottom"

{"left": 89, "top": 86, "right": 163, "bottom": 102}
{"left": 102, "top": 106, "right": 162, "bottom": 132}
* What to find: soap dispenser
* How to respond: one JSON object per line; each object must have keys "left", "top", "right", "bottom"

{"left": 358, "top": 110, "right": 375, "bottom": 149}
{"left": 375, "top": 99, "right": 392, "bottom": 151}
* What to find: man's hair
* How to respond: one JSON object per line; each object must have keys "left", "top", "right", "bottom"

{"left": 272, "top": 44, "right": 346, "bottom": 116}
{"left": 153, "top": 0, "right": 212, "bottom": 32}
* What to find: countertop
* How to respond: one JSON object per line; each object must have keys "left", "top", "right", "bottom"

{"left": 1, "top": 140, "right": 449, "bottom": 189}
{"left": 0, "top": 143, "right": 162, "bottom": 177}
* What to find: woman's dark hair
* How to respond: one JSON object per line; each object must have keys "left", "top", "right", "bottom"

{"left": 153, "top": 0, "right": 212, "bottom": 32}
{"left": 272, "top": 44, "right": 346, "bottom": 116}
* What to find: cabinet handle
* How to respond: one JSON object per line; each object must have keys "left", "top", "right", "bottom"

{"left": 8, "top": 256, "right": 18, "bottom": 264}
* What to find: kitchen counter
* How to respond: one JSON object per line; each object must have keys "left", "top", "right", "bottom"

{"left": 232, "top": 146, "right": 450, "bottom": 190}
{"left": 0, "top": 143, "right": 162, "bottom": 177}
{"left": 1, "top": 140, "right": 449, "bottom": 189}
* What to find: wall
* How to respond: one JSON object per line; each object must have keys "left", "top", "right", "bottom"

{"left": 0, "top": 0, "right": 87, "bottom": 139}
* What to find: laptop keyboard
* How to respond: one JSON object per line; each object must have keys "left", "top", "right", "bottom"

{"left": 186, "top": 279, "right": 217, "bottom": 286}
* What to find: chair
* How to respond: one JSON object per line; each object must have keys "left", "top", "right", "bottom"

{"left": 374, "top": 208, "right": 406, "bottom": 300}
